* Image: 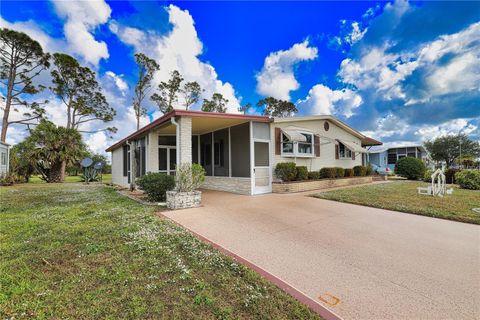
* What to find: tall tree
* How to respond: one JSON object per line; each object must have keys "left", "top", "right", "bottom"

{"left": 180, "top": 81, "right": 202, "bottom": 110}
{"left": 238, "top": 102, "right": 252, "bottom": 114}
{"left": 50, "top": 53, "right": 116, "bottom": 133}
{"left": 24, "top": 120, "right": 86, "bottom": 182}
{"left": 257, "top": 97, "right": 297, "bottom": 117}
{"left": 0, "top": 28, "right": 50, "bottom": 142}
{"left": 132, "top": 53, "right": 159, "bottom": 129}
{"left": 201, "top": 93, "right": 228, "bottom": 113}
{"left": 424, "top": 133, "right": 480, "bottom": 167}
{"left": 151, "top": 70, "right": 183, "bottom": 114}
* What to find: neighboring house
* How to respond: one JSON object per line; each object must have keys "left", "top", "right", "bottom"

{"left": 106, "top": 110, "right": 382, "bottom": 195}
{"left": 368, "top": 145, "right": 429, "bottom": 172}
{"left": 0, "top": 142, "right": 10, "bottom": 176}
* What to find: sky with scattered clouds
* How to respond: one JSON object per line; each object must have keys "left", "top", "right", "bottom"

{"left": 1, "top": 0, "right": 479, "bottom": 155}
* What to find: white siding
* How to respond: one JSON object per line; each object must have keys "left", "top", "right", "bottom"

{"left": 270, "top": 119, "right": 364, "bottom": 172}
{"left": 111, "top": 147, "right": 128, "bottom": 187}
{"left": 0, "top": 144, "right": 9, "bottom": 176}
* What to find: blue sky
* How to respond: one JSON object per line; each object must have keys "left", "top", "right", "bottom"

{"left": 1, "top": 0, "right": 479, "bottom": 154}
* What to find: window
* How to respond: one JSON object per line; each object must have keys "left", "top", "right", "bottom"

{"left": 282, "top": 133, "right": 294, "bottom": 154}
{"left": 1, "top": 152, "right": 5, "bottom": 165}
{"left": 281, "top": 132, "right": 313, "bottom": 157}
{"left": 214, "top": 141, "right": 224, "bottom": 166}
{"left": 298, "top": 133, "right": 313, "bottom": 155}
{"left": 158, "top": 136, "right": 176, "bottom": 146}
{"left": 338, "top": 143, "right": 352, "bottom": 158}
{"left": 387, "top": 153, "right": 397, "bottom": 164}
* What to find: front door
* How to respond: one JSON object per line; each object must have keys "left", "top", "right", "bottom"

{"left": 253, "top": 140, "right": 271, "bottom": 194}
{"left": 159, "top": 146, "right": 176, "bottom": 175}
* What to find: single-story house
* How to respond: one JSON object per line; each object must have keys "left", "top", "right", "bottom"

{"left": 106, "top": 110, "right": 382, "bottom": 195}
{"left": 367, "top": 145, "right": 429, "bottom": 171}
{"left": 0, "top": 141, "right": 10, "bottom": 176}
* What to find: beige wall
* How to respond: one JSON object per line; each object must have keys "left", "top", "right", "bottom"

{"left": 111, "top": 147, "right": 129, "bottom": 187}
{"left": 270, "top": 119, "right": 363, "bottom": 172}
{"left": 202, "top": 176, "right": 252, "bottom": 195}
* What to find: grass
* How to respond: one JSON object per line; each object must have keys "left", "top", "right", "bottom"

{"left": 0, "top": 183, "right": 320, "bottom": 319}
{"left": 314, "top": 181, "right": 480, "bottom": 224}
{"left": 28, "top": 174, "right": 112, "bottom": 184}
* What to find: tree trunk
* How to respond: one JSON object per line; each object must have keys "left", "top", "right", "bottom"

{"left": 1, "top": 60, "right": 16, "bottom": 143}
{"left": 60, "top": 160, "right": 66, "bottom": 181}
{"left": 48, "top": 161, "right": 64, "bottom": 183}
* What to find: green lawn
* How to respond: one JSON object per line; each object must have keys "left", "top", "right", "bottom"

{"left": 28, "top": 174, "right": 112, "bottom": 184}
{"left": 314, "top": 181, "right": 480, "bottom": 224}
{"left": 0, "top": 183, "right": 320, "bottom": 319}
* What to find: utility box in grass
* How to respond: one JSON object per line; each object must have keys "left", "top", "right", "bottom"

{"left": 166, "top": 190, "right": 202, "bottom": 210}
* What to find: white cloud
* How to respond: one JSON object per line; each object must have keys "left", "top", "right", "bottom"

{"left": 256, "top": 40, "right": 318, "bottom": 100}
{"left": 338, "top": 20, "right": 480, "bottom": 104}
{"left": 419, "top": 22, "right": 480, "bottom": 98}
{"left": 85, "top": 131, "right": 108, "bottom": 155}
{"left": 110, "top": 4, "right": 241, "bottom": 113}
{"left": 52, "top": 0, "right": 111, "bottom": 66}
{"left": 362, "top": 113, "right": 410, "bottom": 139}
{"left": 296, "top": 84, "right": 362, "bottom": 118}
{"left": 415, "top": 118, "right": 478, "bottom": 142}
{"left": 0, "top": 17, "right": 65, "bottom": 54}
{"left": 330, "top": 20, "right": 367, "bottom": 51}
{"left": 105, "top": 71, "right": 128, "bottom": 95}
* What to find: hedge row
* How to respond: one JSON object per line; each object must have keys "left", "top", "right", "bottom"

{"left": 274, "top": 162, "right": 372, "bottom": 182}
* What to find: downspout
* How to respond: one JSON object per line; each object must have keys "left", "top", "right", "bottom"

{"left": 170, "top": 117, "right": 180, "bottom": 170}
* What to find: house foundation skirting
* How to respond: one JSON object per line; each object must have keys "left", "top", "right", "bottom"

{"left": 272, "top": 176, "right": 373, "bottom": 193}
{"left": 202, "top": 176, "right": 252, "bottom": 195}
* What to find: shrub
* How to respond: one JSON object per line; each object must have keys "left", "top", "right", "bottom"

{"left": 295, "top": 166, "right": 308, "bottom": 181}
{"left": 175, "top": 163, "right": 206, "bottom": 192}
{"left": 275, "top": 162, "right": 297, "bottom": 182}
{"left": 353, "top": 165, "right": 367, "bottom": 177}
{"left": 0, "top": 173, "right": 24, "bottom": 186}
{"left": 365, "top": 165, "right": 373, "bottom": 176}
{"left": 308, "top": 171, "right": 320, "bottom": 180}
{"left": 455, "top": 170, "right": 480, "bottom": 190}
{"left": 423, "top": 169, "right": 433, "bottom": 182}
{"left": 445, "top": 168, "right": 461, "bottom": 184}
{"left": 335, "top": 167, "right": 345, "bottom": 178}
{"left": 136, "top": 172, "right": 175, "bottom": 202}
{"left": 395, "top": 157, "right": 426, "bottom": 180}
{"left": 320, "top": 167, "right": 337, "bottom": 179}
{"left": 344, "top": 168, "right": 354, "bottom": 177}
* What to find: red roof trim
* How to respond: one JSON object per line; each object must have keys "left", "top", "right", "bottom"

{"left": 362, "top": 136, "right": 383, "bottom": 146}
{"left": 106, "top": 110, "right": 271, "bottom": 152}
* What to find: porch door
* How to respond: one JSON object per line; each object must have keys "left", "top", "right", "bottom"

{"left": 253, "top": 140, "right": 271, "bottom": 194}
{"left": 158, "top": 146, "right": 176, "bottom": 175}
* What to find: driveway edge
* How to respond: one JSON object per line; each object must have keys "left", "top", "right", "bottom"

{"left": 162, "top": 214, "right": 343, "bottom": 320}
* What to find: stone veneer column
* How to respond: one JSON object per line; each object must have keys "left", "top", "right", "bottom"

{"left": 147, "top": 130, "right": 159, "bottom": 172}
{"left": 177, "top": 116, "right": 192, "bottom": 165}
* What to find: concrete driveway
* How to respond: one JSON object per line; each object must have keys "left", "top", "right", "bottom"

{"left": 163, "top": 190, "right": 480, "bottom": 320}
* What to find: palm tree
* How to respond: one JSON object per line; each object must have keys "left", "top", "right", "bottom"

{"left": 26, "top": 120, "right": 86, "bottom": 182}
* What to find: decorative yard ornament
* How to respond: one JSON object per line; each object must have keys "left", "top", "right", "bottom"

{"left": 93, "top": 161, "right": 105, "bottom": 182}
{"left": 80, "top": 158, "right": 93, "bottom": 168}
{"left": 80, "top": 157, "right": 99, "bottom": 184}
{"left": 417, "top": 164, "right": 453, "bottom": 197}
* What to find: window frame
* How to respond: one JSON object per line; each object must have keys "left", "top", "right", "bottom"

{"left": 281, "top": 131, "right": 314, "bottom": 158}
{"left": 338, "top": 142, "right": 352, "bottom": 159}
